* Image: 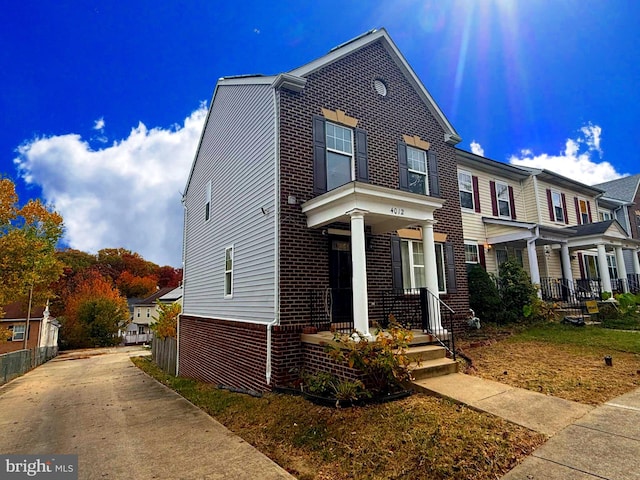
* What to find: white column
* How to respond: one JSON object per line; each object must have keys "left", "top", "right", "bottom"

{"left": 633, "top": 249, "right": 640, "bottom": 275}
{"left": 348, "top": 209, "right": 370, "bottom": 338}
{"left": 596, "top": 244, "right": 613, "bottom": 293}
{"left": 560, "top": 243, "right": 574, "bottom": 286}
{"left": 527, "top": 240, "right": 542, "bottom": 298}
{"left": 421, "top": 220, "right": 443, "bottom": 332}
{"left": 615, "top": 246, "right": 628, "bottom": 293}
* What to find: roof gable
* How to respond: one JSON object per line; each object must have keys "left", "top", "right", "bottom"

{"left": 289, "top": 28, "right": 460, "bottom": 145}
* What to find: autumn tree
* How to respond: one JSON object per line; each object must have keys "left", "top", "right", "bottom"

{"left": 157, "top": 266, "right": 183, "bottom": 289}
{"left": 0, "top": 178, "right": 64, "bottom": 318}
{"left": 116, "top": 271, "right": 157, "bottom": 298}
{"left": 150, "top": 301, "right": 180, "bottom": 339}
{"left": 60, "top": 271, "right": 129, "bottom": 348}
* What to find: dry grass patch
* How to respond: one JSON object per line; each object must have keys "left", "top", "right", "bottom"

{"left": 459, "top": 324, "right": 640, "bottom": 405}
{"left": 133, "top": 357, "right": 545, "bottom": 480}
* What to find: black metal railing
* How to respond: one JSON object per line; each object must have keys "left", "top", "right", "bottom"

{"left": 628, "top": 274, "right": 640, "bottom": 294}
{"left": 309, "top": 287, "right": 456, "bottom": 359}
{"left": 540, "top": 277, "right": 602, "bottom": 302}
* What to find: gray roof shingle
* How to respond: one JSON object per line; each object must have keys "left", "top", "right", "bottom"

{"left": 593, "top": 174, "right": 640, "bottom": 202}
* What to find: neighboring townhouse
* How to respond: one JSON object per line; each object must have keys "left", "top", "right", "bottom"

{"left": 180, "top": 29, "right": 470, "bottom": 392}
{"left": 457, "top": 149, "right": 640, "bottom": 299}
{"left": 125, "top": 287, "right": 176, "bottom": 344}
{"left": 0, "top": 301, "right": 59, "bottom": 355}
{"left": 593, "top": 174, "right": 640, "bottom": 289}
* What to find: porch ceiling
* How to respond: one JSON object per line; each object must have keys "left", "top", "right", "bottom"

{"left": 484, "top": 219, "right": 576, "bottom": 246}
{"left": 301, "top": 181, "right": 445, "bottom": 234}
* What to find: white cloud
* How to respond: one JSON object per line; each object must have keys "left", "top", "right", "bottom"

{"left": 509, "top": 124, "right": 623, "bottom": 185}
{"left": 470, "top": 140, "right": 484, "bottom": 156}
{"left": 93, "top": 117, "right": 105, "bottom": 130}
{"left": 14, "top": 104, "right": 208, "bottom": 267}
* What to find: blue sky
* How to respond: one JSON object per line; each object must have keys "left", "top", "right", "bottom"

{"left": 2, "top": 0, "right": 639, "bottom": 266}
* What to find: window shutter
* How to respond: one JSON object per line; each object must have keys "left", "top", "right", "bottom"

{"left": 472, "top": 176, "right": 481, "bottom": 213}
{"left": 490, "top": 181, "right": 498, "bottom": 216}
{"left": 587, "top": 201, "right": 593, "bottom": 223}
{"left": 445, "top": 242, "right": 457, "bottom": 293}
{"left": 427, "top": 150, "right": 440, "bottom": 197}
{"left": 312, "top": 115, "right": 327, "bottom": 194}
{"left": 478, "top": 244, "right": 486, "bottom": 269}
{"left": 546, "top": 189, "right": 554, "bottom": 221}
{"left": 390, "top": 236, "right": 403, "bottom": 291}
{"left": 574, "top": 197, "right": 581, "bottom": 225}
{"left": 355, "top": 128, "right": 369, "bottom": 183}
{"left": 578, "top": 252, "right": 585, "bottom": 279}
{"left": 398, "top": 141, "right": 408, "bottom": 191}
{"left": 561, "top": 193, "right": 569, "bottom": 225}
{"left": 508, "top": 186, "right": 516, "bottom": 219}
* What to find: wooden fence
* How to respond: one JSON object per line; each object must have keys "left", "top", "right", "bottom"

{"left": 152, "top": 337, "right": 177, "bottom": 375}
{"left": 0, "top": 346, "right": 58, "bottom": 386}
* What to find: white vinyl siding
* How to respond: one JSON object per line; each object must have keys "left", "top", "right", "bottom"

{"left": 183, "top": 83, "right": 276, "bottom": 323}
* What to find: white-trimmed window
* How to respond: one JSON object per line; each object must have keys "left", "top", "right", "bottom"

{"left": 600, "top": 210, "right": 612, "bottom": 221}
{"left": 464, "top": 241, "right": 479, "bottom": 264}
{"left": 138, "top": 325, "right": 145, "bottom": 335}
{"left": 578, "top": 198, "right": 590, "bottom": 224}
{"left": 146, "top": 308, "right": 150, "bottom": 318}
{"left": 607, "top": 254, "right": 618, "bottom": 280}
{"left": 407, "top": 146, "right": 428, "bottom": 195}
{"left": 11, "top": 324, "right": 25, "bottom": 342}
{"left": 224, "top": 246, "right": 234, "bottom": 297}
{"left": 400, "top": 240, "right": 445, "bottom": 293}
{"left": 326, "top": 122, "right": 353, "bottom": 191}
{"left": 551, "top": 191, "right": 564, "bottom": 223}
{"left": 495, "top": 182, "right": 511, "bottom": 218}
{"left": 458, "top": 171, "right": 474, "bottom": 210}
{"left": 205, "top": 181, "right": 212, "bottom": 221}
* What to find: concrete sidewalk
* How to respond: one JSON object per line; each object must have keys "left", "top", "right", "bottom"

{"left": 415, "top": 373, "right": 640, "bottom": 480}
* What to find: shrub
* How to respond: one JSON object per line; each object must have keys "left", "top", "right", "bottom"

{"left": 523, "top": 297, "right": 559, "bottom": 323}
{"left": 301, "top": 371, "right": 336, "bottom": 396}
{"left": 496, "top": 259, "right": 538, "bottom": 324}
{"left": 325, "top": 323, "right": 413, "bottom": 395}
{"left": 467, "top": 264, "right": 502, "bottom": 324}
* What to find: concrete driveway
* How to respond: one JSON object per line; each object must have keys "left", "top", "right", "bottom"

{"left": 0, "top": 347, "right": 294, "bottom": 480}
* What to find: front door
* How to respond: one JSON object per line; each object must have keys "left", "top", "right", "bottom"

{"left": 329, "top": 238, "right": 353, "bottom": 327}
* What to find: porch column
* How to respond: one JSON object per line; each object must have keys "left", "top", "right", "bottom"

{"left": 596, "top": 244, "right": 613, "bottom": 293}
{"left": 421, "top": 220, "right": 443, "bottom": 332}
{"left": 615, "top": 246, "right": 628, "bottom": 293}
{"left": 633, "top": 249, "right": 640, "bottom": 275}
{"left": 560, "top": 243, "right": 574, "bottom": 286}
{"left": 527, "top": 240, "right": 542, "bottom": 298}
{"left": 348, "top": 209, "right": 370, "bottom": 338}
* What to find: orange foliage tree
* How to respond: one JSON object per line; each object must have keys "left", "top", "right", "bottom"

{"left": 116, "top": 271, "right": 158, "bottom": 298}
{"left": 60, "top": 271, "right": 129, "bottom": 348}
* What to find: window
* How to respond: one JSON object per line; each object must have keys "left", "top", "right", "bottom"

{"left": 496, "top": 248, "right": 508, "bottom": 267}
{"left": 607, "top": 255, "right": 618, "bottom": 280}
{"left": 325, "top": 122, "right": 353, "bottom": 191}
{"left": 224, "top": 246, "right": 234, "bottom": 297}
{"left": 407, "top": 146, "right": 428, "bottom": 195}
{"left": 578, "top": 199, "right": 590, "bottom": 224}
{"left": 138, "top": 325, "right": 145, "bottom": 335}
{"left": 495, "top": 182, "right": 511, "bottom": 217}
{"left": 464, "top": 242, "right": 479, "bottom": 264}
{"left": 11, "top": 324, "right": 25, "bottom": 342}
{"left": 136, "top": 309, "right": 140, "bottom": 318}
{"left": 600, "top": 210, "right": 612, "bottom": 221}
{"left": 551, "top": 191, "right": 564, "bottom": 222}
{"left": 205, "top": 181, "right": 211, "bottom": 221}
{"left": 458, "top": 171, "right": 474, "bottom": 210}
{"left": 400, "top": 240, "right": 445, "bottom": 293}
{"left": 146, "top": 308, "right": 150, "bottom": 318}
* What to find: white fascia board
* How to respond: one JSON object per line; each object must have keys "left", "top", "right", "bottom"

{"left": 487, "top": 231, "right": 535, "bottom": 245}
{"left": 482, "top": 217, "right": 536, "bottom": 229}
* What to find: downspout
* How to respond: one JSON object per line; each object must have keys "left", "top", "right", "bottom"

{"left": 267, "top": 84, "right": 281, "bottom": 386}
{"left": 177, "top": 198, "right": 188, "bottom": 376}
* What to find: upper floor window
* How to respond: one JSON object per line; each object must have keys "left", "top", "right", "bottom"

{"left": 146, "top": 308, "right": 150, "bottom": 318}
{"left": 495, "top": 182, "right": 511, "bottom": 218}
{"left": 577, "top": 198, "right": 590, "bottom": 224}
{"left": 325, "top": 122, "right": 353, "bottom": 191}
{"left": 458, "top": 171, "right": 474, "bottom": 210}
{"left": 224, "top": 246, "right": 234, "bottom": 298}
{"left": 600, "top": 210, "right": 612, "bottom": 221}
{"left": 11, "top": 324, "right": 25, "bottom": 342}
{"left": 551, "top": 191, "right": 564, "bottom": 223}
{"left": 205, "top": 181, "right": 211, "bottom": 222}
{"left": 406, "top": 146, "right": 428, "bottom": 195}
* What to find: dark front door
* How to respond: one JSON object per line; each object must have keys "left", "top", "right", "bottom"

{"left": 329, "top": 238, "right": 353, "bottom": 327}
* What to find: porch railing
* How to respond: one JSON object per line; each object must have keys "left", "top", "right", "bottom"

{"left": 540, "top": 278, "right": 602, "bottom": 302}
{"left": 628, "top": 274, "right": 640, "bottom": 294}
{"left": 310, "top": 287, "right": 456, "bottom": 359}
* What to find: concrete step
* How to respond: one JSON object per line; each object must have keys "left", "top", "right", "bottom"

{"left": 410, "top": 357, "right": 458, "bottom": 380}
{"left": 404, "top": 345, "right": 447, "bottom": 362}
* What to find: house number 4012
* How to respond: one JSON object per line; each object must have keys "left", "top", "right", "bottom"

{"left": 390, "top": 207, "right": 405, "bottom": 215}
